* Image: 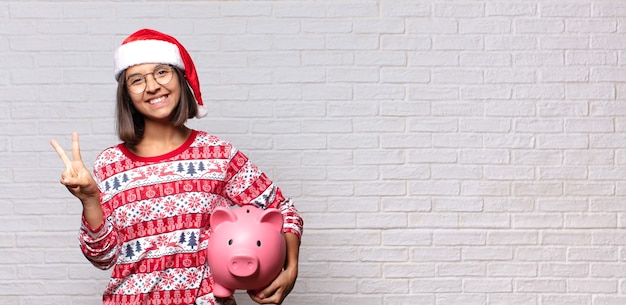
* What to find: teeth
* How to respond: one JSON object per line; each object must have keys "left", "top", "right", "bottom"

{"left": 149, "top": 96, "right": 166, "bottom": 104}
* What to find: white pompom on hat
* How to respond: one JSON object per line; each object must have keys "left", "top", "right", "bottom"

{"left": 114, "top": 28, "right": 208, "bottom": 118}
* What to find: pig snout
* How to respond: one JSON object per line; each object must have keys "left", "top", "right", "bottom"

{"left": 228, "top": 254, "right": 259, "bottom": 278}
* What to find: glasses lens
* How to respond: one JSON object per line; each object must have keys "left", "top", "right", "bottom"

{"left": 154, "top": 66, "right": 173, "bottom": 86}
{"left": 127, "top": 77, "right": 146, "bottom": 94}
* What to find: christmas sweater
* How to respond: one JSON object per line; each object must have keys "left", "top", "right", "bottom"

{"left": 79, "top": 130, "right": 303, "bottom": 305}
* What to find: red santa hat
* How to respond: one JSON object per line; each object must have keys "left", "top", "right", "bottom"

{"left": 114, "top": 28, "right": 207, "bottom": 118}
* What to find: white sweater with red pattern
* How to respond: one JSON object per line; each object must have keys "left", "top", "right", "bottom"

{"left": 79, "top": 130, "right": 303, "bottom": 305}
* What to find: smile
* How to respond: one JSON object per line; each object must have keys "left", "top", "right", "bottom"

{"left": 149, "top": 96, "right": 167, "bottom": 105}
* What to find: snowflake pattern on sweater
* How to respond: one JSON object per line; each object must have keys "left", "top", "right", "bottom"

{"left": 79, "top": 130, "right": 303, "bottom": 305}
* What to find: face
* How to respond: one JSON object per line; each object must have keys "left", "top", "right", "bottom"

{"left": 125, "top": 63, "right": 181, "bottom": 122}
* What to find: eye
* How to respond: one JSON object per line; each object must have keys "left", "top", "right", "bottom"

{"left": 228, "top": 239, "right": 233, "bottom": 245}
{"left": 256, "top": 240, "right": 261, "bottom": 247}
{"left": 155, "top": 66, "right": 172, "bottom": 77}
{"left": 127, "top": 76, "right": 144, "bottom": 86}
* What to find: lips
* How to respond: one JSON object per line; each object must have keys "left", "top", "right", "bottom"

{"left": 149, "top": 95, "right": 167, "bottom": 105}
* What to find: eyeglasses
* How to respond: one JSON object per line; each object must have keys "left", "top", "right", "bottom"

{"left": 126, "top": 65, "right": 174, "bottom": 94}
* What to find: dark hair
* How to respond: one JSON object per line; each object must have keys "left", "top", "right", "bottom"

{"left": 115, "top": 66, "right": 198, "bottom": 147}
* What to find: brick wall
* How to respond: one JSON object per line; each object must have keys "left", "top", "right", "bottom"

{"left": 1, "top": 1, "right": 626, "bottom": 304}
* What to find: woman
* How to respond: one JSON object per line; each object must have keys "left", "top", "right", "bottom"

{"left": 50, "top": 29, "right": 303, "bottom": 305}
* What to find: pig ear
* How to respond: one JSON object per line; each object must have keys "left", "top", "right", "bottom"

{"left": 258, "top": 208, "right": 284, "bottom": 230}
{"left": 210, "top": 207, "right": 238, "bottom": 227}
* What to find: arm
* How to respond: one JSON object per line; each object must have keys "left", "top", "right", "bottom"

{"left": 81, "top": 194, "right": 104, "bottom": 230}
{"left": 78, "top": 191, "right": 120, "bottom": 270}
{"left": 224, "top": 150, "right": 303, "bottom": 235}
{"left": 51, "top": 133, "right": 119, "bottom": 269}
{"left": 223, "top": 148, "right": 303, "bottom": 304}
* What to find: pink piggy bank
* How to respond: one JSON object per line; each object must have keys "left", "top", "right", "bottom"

{"left": 207, "top": 205, "right": 286, "bottom": 298}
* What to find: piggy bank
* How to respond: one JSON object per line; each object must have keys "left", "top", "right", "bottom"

{"left": 207, "top": 205, "right": 286, "bottom": 298}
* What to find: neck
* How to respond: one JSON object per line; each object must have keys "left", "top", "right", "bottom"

{"left": 131, "top": 122, "right": 191, "bottom": 157}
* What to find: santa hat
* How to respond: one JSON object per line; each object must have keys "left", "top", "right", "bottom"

{"left": 114, "top": 28, "right": 207, "bottom": 118}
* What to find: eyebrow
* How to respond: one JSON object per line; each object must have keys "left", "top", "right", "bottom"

{"left": 126, "top": 64, "right": 169, "bottom": 80}
{"left": 126, "top": 73, "right": 143, "bottom": 79}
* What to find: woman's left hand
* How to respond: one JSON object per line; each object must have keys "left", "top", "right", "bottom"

{"left": 247, "top": 266, "right": 297, "bottom": 305}
{"left": 248, "top": 232, "right": 300, "bottom": 305}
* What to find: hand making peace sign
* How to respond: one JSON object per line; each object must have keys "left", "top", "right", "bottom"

{"left": 50, "top": 132, "right": 99, "bottom": 203}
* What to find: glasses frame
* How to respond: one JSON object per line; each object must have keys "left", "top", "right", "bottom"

{"left": 125, "top": 64, "right": 175, "bottom": 95}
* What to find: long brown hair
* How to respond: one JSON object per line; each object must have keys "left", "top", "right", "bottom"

{"left": 115, "top": 66, "right": 198, "bottom": 147}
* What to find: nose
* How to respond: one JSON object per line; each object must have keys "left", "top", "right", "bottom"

{"left": 228, "top": 254, "right": 259, "bottom": 278}
{"left": 144, "top": 74, "right": 160, "bottom": 93}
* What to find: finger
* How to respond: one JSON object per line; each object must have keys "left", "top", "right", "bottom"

{"left": 255, "top": 286, "right": 281, "bottom": 304}
{"left": 50, "top": 138, "right": 75, "bottom": 174}
{"left": 71, "top": 132, "right": 83, "bottom": 163}
{"left": 247, "top": 291, "right": 268, "bottom": 304}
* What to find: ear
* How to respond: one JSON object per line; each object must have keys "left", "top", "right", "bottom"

{"left": 258, "top": 208, "right": 284, "bottom": 230}
{"left": 210, "top": 207, "right": 237, "bottom": 228}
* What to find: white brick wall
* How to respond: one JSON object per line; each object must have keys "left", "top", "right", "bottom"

{"left": 1, "top": 1, "right": 626, "bottom": 304}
